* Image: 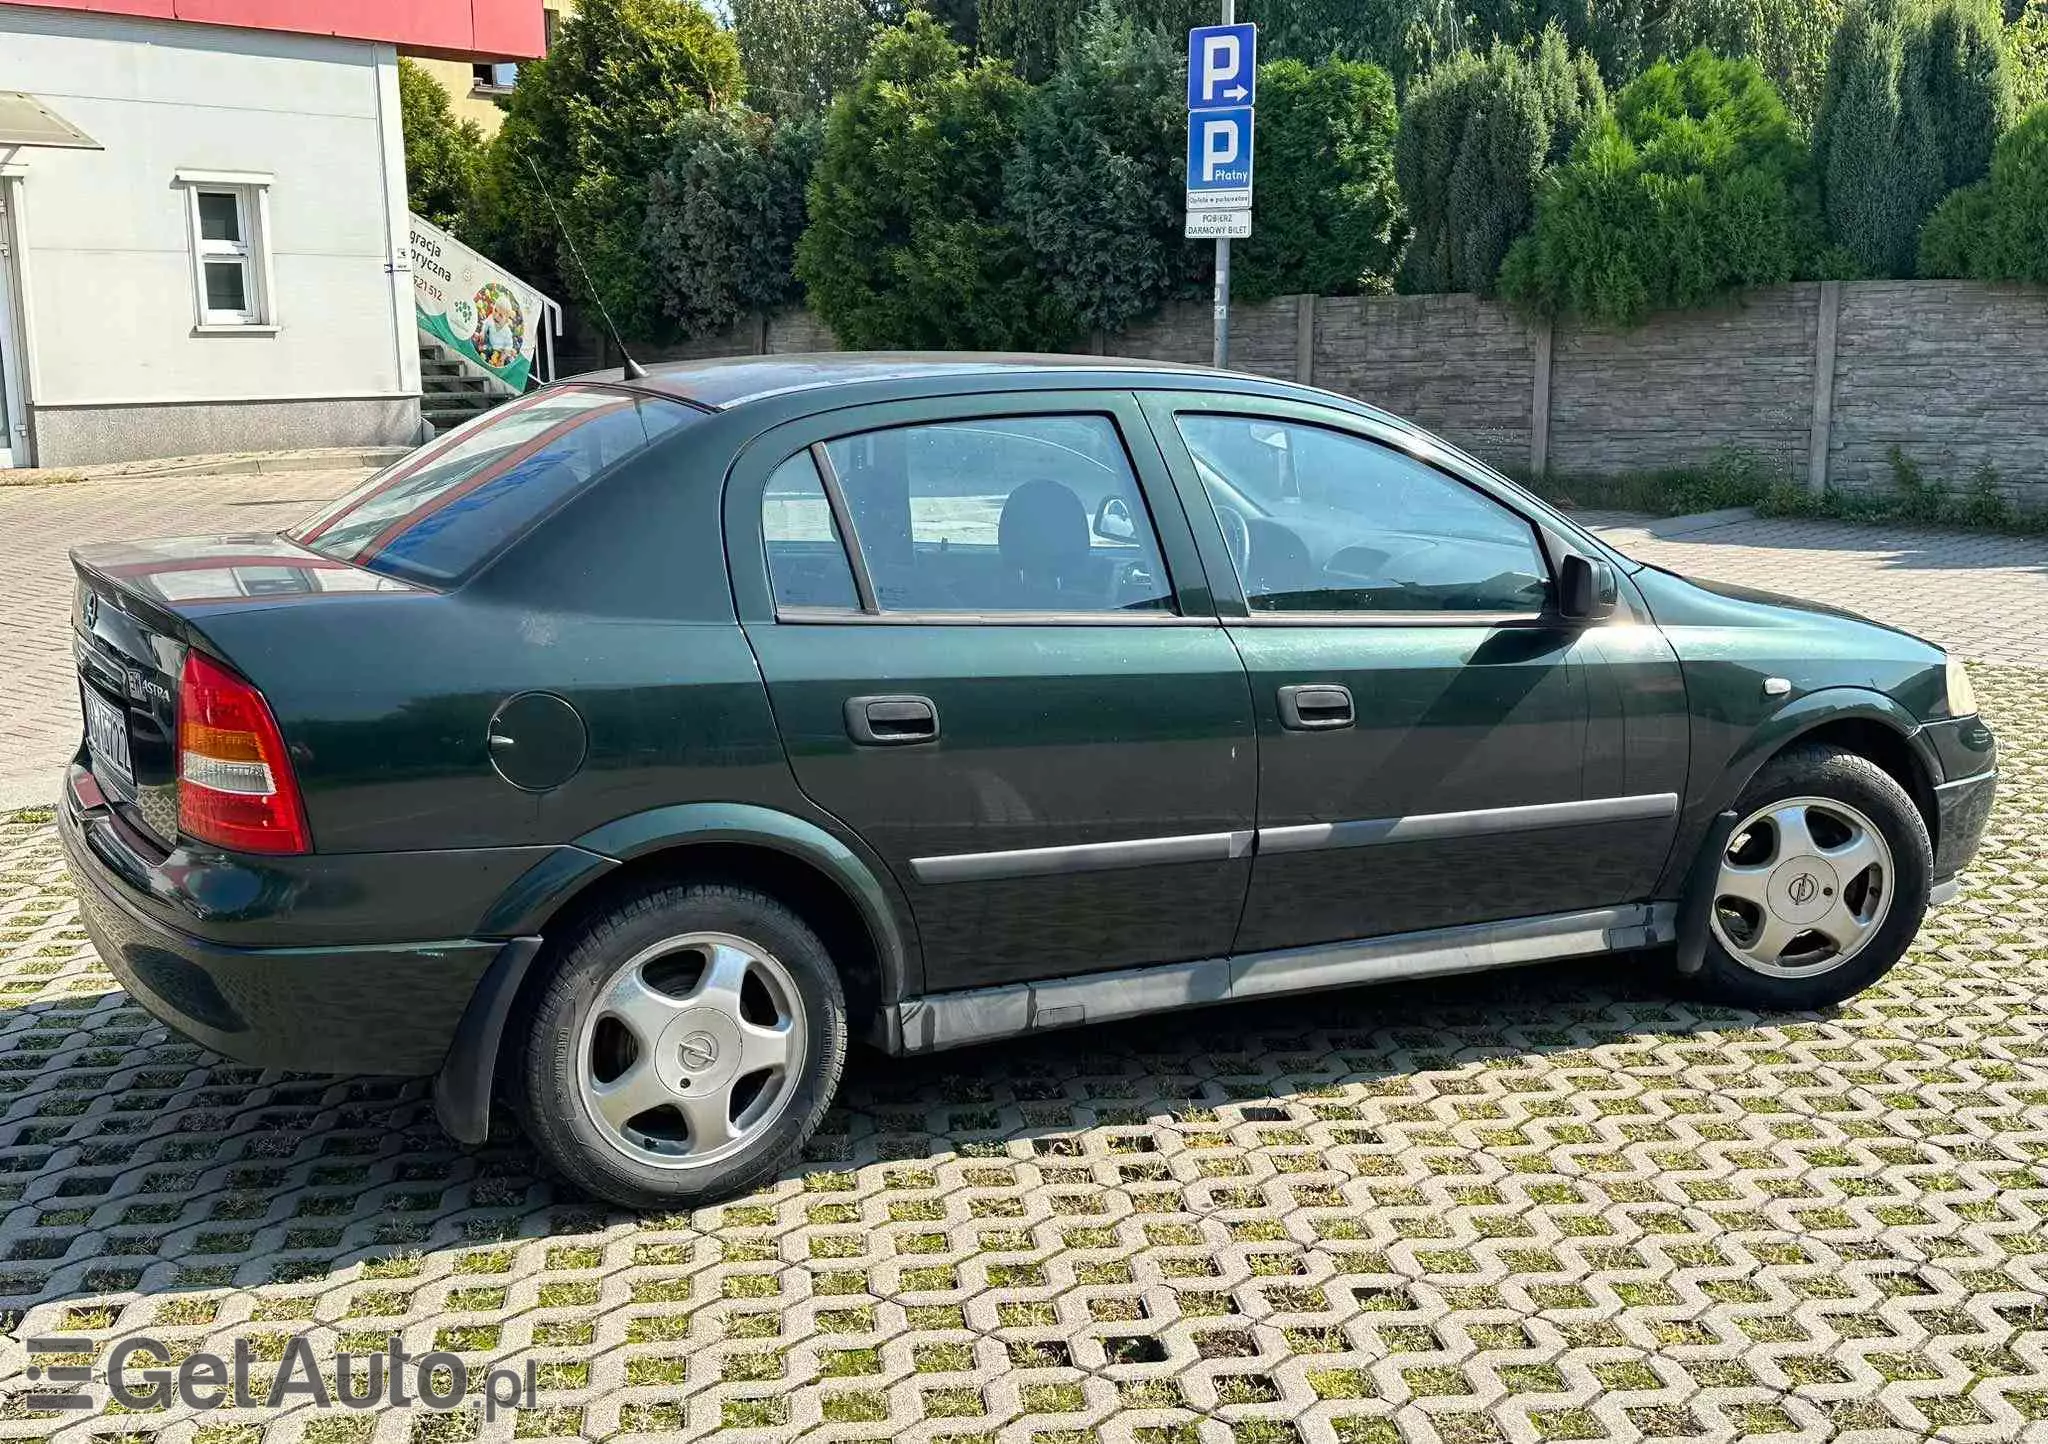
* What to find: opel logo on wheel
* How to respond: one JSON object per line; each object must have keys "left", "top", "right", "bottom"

{"left": 1787, "top": 872, "right": 1818, "bottom": 906}
{"left": 677, "top": 1031, "right": 720, "bottom": 1071}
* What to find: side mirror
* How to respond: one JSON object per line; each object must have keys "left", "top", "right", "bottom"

{"left": 1558, "top": 553, "right": 1618, "bottom": 623}
{"left": 1093, "top": 495, "right": 1138, "bottom": 543}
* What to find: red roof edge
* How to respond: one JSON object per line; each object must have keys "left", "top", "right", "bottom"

{"left": 0, "top": 0, "right": 547, "bottom": 61}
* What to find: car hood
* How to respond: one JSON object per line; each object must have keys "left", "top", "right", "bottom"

{"left": 1636, "top": 564, "right": 1936, "bottom": 651}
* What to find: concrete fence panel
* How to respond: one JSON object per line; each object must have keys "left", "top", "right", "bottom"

{"left": 1547, "top": 285, "right": 1821, "bottom": 481}
{"left": 555, "top": 280, "right": 2046, "bottom": 507}
{"left": 1829, "top": 281, "right": 2048, "bottom": 501}
{"left": 1313, "top": 293, "right": 1543, "bottom": 471}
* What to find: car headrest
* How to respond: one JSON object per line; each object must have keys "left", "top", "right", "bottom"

{"left": 998, "top": 478, "right": 1090, "bottom": 580}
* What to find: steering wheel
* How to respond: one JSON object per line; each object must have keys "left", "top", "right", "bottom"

{"left": 1214, "top": 501, "right": 1253, "bottom": 578}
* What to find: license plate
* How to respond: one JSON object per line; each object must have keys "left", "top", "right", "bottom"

{"left": 83, "top": 687, "right": 134, "bottom": 790}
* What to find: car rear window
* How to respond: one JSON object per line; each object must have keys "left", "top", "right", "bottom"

{"left": 289, "top": 386, "right": 699, "bottom": 585}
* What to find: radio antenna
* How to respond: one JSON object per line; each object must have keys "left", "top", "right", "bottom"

{"left": 522, "top": 151, "right": 647, "bottom": 380}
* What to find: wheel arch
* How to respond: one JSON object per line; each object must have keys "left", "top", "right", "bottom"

{"left": 1660, "top": 687, "right": 1941, "bottom": 901}
{"left": 557, "top": 803, "right": 914, "bottom": 1016}
{"left": 435, "top": 804, "right": 916, "bottom": 1145}
{"left": 1720, "top": 689, "right": 1940, "bottom": 834}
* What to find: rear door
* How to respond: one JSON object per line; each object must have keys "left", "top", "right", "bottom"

{"left": 1143, "top": 393, "right": 1674, "bottom": 953}
{"left": 727, "top": 391, "right": 1257, "bottom": 996}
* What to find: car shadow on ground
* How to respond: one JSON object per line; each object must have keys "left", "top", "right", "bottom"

{"left": 0, "top": 948, "right": 1771, "bottom": 1333}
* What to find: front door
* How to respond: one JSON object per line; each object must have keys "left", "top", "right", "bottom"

{"left": 1145, "top": 396, "right": 1675, "bottom": 954}
{"left": 729, "top": 392, "right": 1258, "bottom": 996}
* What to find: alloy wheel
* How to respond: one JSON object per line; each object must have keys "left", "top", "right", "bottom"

{"left": 1709, "top": 796, "right": 1894, "bottom": 979}
{"left": 574, "top": 932, "right": 807, "bottom": 1170}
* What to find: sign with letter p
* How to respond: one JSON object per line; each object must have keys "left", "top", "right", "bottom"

{"left": 1187, "top": 22, "right": 1256, "bottom": 109}
{"left": 1185, "top": 107, "right": 1253, "bottom": 210}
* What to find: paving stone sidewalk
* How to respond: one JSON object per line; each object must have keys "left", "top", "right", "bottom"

{"left": 1593, "top": 515, "right": 2048, "bottom": 669}
{"left": 0, "top": 665, "right": 2040, "bottom": 1443}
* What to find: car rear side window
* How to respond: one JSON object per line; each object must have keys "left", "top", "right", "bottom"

{"left": 291, "top": 387, "right": 698, "bottom": 585}
{"left": 810, "top": 415, "right": 1175, "bottom": 615}
{"left": 762, "top": 452, "right": 859, "bottom": 610}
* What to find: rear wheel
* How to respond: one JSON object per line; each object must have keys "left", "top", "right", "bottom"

{"left": 513, "top": 882, "right": 847, "bottom": 1209}
{"left": 1687, "top": 744, "right": 1931, "bottom": 1011}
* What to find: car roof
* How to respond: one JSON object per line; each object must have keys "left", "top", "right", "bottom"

{"left": 574, "top": 351, "right": 1378, "bottom": 416}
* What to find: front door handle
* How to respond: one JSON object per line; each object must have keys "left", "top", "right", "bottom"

{"left": 1278, "top": 683, "right": 1354, "bottom": 731}
{"left": 846, "top": 695, "right": 939, "bottom": 746}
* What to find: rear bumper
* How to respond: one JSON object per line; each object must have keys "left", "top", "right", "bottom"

{"left": 60, "top": 773, "right": 497, "bottom": 1075}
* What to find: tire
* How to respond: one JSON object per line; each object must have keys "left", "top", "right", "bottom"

{"left": 1685, "top": 742, "right": 1932, "bottom": 1012}
{"left": 512, "top": 881, "right": 847, "bottom": 1209}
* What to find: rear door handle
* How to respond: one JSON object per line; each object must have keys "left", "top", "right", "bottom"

{"left": 1278, "top": 683, "right": 1354, "bottom": 731}
{"left": 846, "top": 695, "right": 939, "bottom": 746}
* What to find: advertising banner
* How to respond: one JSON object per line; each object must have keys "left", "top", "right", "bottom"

{"left": 408, "top": 213, "right": 544, "bottom": 392}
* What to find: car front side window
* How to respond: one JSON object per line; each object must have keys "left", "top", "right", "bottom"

{"left": 1177, "top": 415, "right": 1551, "bottom": 616}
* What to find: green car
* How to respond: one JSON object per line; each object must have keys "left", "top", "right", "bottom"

{"left": 60, "top": 356, "right": 1996, "bottom": 1208}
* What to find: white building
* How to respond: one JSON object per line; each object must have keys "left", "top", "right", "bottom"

{"left": 0, "top": 0, "right": 540, "bottom": 469}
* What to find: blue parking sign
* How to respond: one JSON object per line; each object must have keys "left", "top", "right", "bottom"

{"left": 1186, "top": 108, "right": 1253, "bottom": 209}
{"left": 1187, "top": 23, "right": 1256, "bottom": 109}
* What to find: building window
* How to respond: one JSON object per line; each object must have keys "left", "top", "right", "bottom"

{"left": 176, "top": 172, "right": 274, "bottom": 330}
{"left": 472, "top": 62, "right": 519, "bottom": 93}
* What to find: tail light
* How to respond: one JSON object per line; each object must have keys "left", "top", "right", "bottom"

{"left": 177, "top": 650, "right": 310, "bottom": 855}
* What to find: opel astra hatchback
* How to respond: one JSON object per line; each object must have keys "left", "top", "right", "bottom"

{"left": 60, "top": 356, "right": 1997, "bottom": 1207}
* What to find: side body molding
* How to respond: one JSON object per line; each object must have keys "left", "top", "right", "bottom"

{"left": 886, "top": 903, "right": 1677, "bottom": 1054}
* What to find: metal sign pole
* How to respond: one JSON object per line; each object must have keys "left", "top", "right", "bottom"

{"left": 1212, "top": 0, "right": 1233, "bottom": 370}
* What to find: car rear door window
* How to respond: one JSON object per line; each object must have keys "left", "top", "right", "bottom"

{"left": 816, "top": 415, "right": 1174, "bottom": 614}
{"left": 292, "top": 386, "right": 698, "bottom": 585}
{"left": 1177, "top": 415, "right": 1550, "bottom": 615}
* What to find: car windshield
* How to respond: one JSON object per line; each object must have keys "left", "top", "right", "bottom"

{"left": 289, "top": 386, "right": 700, "bottom": 585}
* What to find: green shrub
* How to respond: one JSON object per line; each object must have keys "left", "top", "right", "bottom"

{"left": 2014, "top": 2, "right": 2048, "bottom": 113}
{"left": 976, "top": 0, "right": 1204, "bottom": 83}
{"left": 1233, "top": 57, "right": 1405, "bottom": 303}
{"left": 1500, "top": 50, "right": 1821, "bottom": 327}
{"left": 1915, "top": 177, "right": 1996, "bottom": 274}
{"left": 1693, "top": 0, "right": 1848, "bottom": 125}
{"left": 1453, "top": 1, "right": 1845, "bottom": 121}
{"left": 1537, "top": 447, "right": 2045, "bottom": 533}
{"left": 1813, "top": 0, "right": 2013, "bottom": 280}
{"left": 1918, "top": 103, "right": 2048, "bottom": 278}
{"left": 1531, "top": 449, "right": 1780, "bottom": 516}
{"left": 727, "top": 0, "right": 876, "bottom": 118}
{"left": 1757, "top": 447, "right": 2045, "bottom": 532}
{"left": 467, "top": 0, "right": 741, "bottom": 340}
{"left": 1005, "top": 5, "right": 1201, "bottom": 334}
{"left": 645, "top": 109, "right": 820, "bottom": 338}
{"left": 398, "top": 59, "right": 486, "bottom": 234}
{"left": 796, "top": 13, "right": 1072, "bottom": 349}
{"left": 1397, "top": 27, "right": 1605, "bottom": 297}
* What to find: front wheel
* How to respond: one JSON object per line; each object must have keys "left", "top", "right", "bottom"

{"left": 1686, "top": 743, "right": 1932, "bottom": 1011}
{"left": 512, "top": 882, "right": 847, "bottom": 1209}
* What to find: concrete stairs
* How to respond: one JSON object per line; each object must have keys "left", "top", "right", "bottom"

{"left": 419, "top": 342, "right": 516, "bottom": 433}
